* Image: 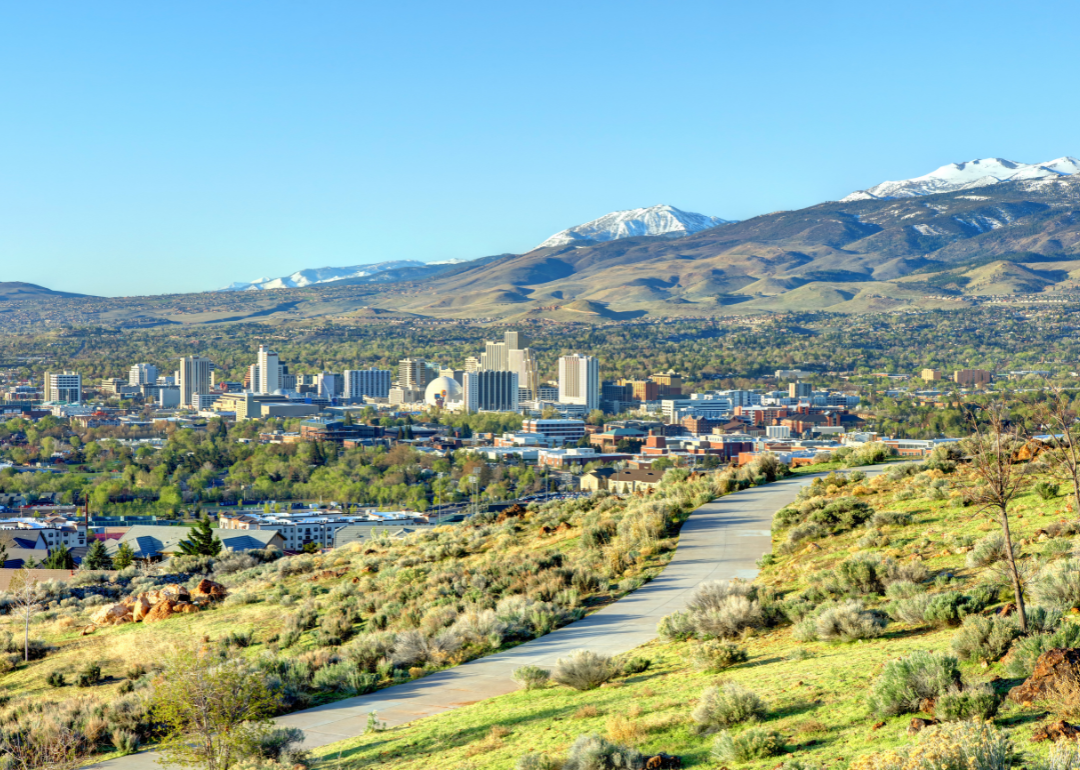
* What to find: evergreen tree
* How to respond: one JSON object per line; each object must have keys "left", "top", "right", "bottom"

{"left": 178, "top": 514, "right": 223, "bottom": 557}
{"left": 0, "top": 539, "right": 7, "bottom": 568}
{"left": 81, "top": 538, "right": 113, "bottom": 571}
{"left": 113, "top": 541, "right": 136, "bottom": 570}
{"left": 42, "top": 543, "right": 75, "bottom": 570}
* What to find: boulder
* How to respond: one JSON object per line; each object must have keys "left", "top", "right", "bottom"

{"left": 144, "top": 599, "right": 178, "bottom": 623}
{"left": 192, "top": 579, "right": 228, "bottom": 601}
{"left": 159, "top": 583, "right": 191, "bottom": 602}
{"left": 131, "top": 595, "right": 154, "bottom": 622}
{"left": 80, "top": 625, "right": 97, "bottom": 636}
{"left": 173, "top": 602, "right": 200, "bottom": 614}
{"left": 907, "top": 717, "right": 937, "bottom": 735}
{"left": 1009, "top": 648, "right": 1080, "bottom": 706}
{"left": 90, "top": 603, "right": 132, "bottom": 626}
{"left": 644, "top": 754, "right": 681, "bottom": 769}
{"left": 1032, "top": 720, "right": 1080, "bottom": 743}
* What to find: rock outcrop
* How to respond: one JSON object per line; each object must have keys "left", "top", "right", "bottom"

{"left": 1032, "top": 720, "right": 1080, "bottom": 743}
{"left": 90, "top": 603, "right": 132, "bottom": 626}
{"left": 1009, "top": 648, "right": 1080, "bottom": 706}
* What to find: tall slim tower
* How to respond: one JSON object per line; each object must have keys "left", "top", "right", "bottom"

{"left": 179, "top": 356, "right": 213, "bottom": 408}
{"left": 256, "top": 345, "right": 281, "bottom": 394}
{"left": 558, "top": 354, "right": 600, "bottom": 411}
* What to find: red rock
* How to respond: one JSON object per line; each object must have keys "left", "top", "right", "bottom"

{"left": 1009, "top": 648, "right": 1080, "bottom": 706}
{"left": 907, "top": 717, "right": 937, "bottom": 735}
{"left": 1032, "top": 720, "right": 1080, "bottom": 742}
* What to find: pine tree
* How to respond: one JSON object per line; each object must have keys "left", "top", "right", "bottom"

{"left": 178, "top": 514, "right": 223, "bottom": 557}
{"left": 0, "top": 540, "right": 7, "bottom": 569}
{"left": 81, "top": 538, "right": 113, "bottom": 571}
{"left": 42, "top": 543, "right": 75, "bottom": 570}
{"left": 113, "top": 541, "right": 136, "bottom": 570}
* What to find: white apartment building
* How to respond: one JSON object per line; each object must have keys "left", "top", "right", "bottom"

{"left": 344, "top": 369, "right": 392, "bottom": 399}
{"left": 521, "top": 418, "right": 586, "bottom": 445}
{"left": 256, "top": 346, "right": 282, "bottom": 394}
{"left": 43, "top": 371, "right": 82, "bottom": 403}
{"left": 558, "top": 354, "right": 600, "bottom": 411}
{"left": 128, "top": 363, "right": 159, "bottom": 386}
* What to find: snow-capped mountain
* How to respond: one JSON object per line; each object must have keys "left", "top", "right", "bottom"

{"left": 842, "top": 156, "right": 1080, "bottom": 202}
{"left": 535, "top": 204, "right": 731, "bottom": 250}
{"left": 219, "top": 261, "right": 426, "bottom": 291}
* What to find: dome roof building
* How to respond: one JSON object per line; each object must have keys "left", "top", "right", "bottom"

{"left": 424, "top": 376, "right": 463, "bottom": 407}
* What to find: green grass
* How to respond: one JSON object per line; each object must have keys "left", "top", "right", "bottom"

{"left": 306, "top": 464, "right": 1075, "bottom": 769}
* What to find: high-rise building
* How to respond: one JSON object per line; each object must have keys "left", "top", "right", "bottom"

{"left": 479, "top": 330, "right": 524, "bottom": 371}
{"left": 789, "top": 381, "right": 813, "bottom": 399}
{"left": 317, "top": 372, "right": 342, "bottom": 399}
{"left": 43, "top": 372, "right": 82, "bottom": 403}
{"left": 256, "top": 345, "right": 282, "bottom": 394}
{"left": 179, "top": 356, "right": 213, "bottom": 408}
{"left": 344, "top": 369, "right": 392, "bottom": 399}
{"left": 921, "top": 369, "right": 942, "bottom": 382}
{"left": 398, "top": 359, "right": 436, "bottom": 390}
{"left": 558, "top": 354, "right": 600, "bottom": 411}
{"left": 463, "top": 371, "right": 519, "bottom": 413}
{"left": 128, "top": 363, "right": 158, "bottom": 386}
{"left": 509, "top": 348, "right": 539, "bottom": 399}
{"left": 464, "top": 357, "right": 482, "bottom": 373}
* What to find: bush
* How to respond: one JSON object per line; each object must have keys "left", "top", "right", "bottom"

{"left": 656, "top": 610, "right": 695, "bottom": 642}
{"left": 886, "top": 581, "right": 926, "bottom": 600}
{"left": 966, "top": 533, "right": 1015, "bottom": 569}
{"left": 46, "top": 671, "right": 66, "bottom": 687}
{"left": 618, "top": 656, "right": 651, "bottom": 676}
{"left": 111, "top": 729, "right": 141, "bottom": 755}
{"left": 552, "top": 650, "right": 617, "bottom": 691}
{"left": 838, "top": 554, "right": 889, "bottom": 595}
{"left": 561, "top": 734, "right": 645, "bottom": 770}
{"left": 868, "top": 650, "right": 961, "bottom": 716}
{"left": 893, "top": 591, "right": 986, "bottom": 628}
{"left": 808, "top": 497, "right": 874, "bottom": 533}
{"left": 847, "top": 720, "right": 1011, "bottom": 770}
{"left": 512, "top": 665, "right": 551, "bottom": 690}
{"left": 690, "top": 596, "right": 763, "bottom": 639}
{"left": 1035, "top": 480, "right": 1061, "bottom": 500}
{"left": 693, "top": 640, "right": 748, "bottom": 672}
{"left": 1034, "top": 558, "right": 1080, "bottom": 610}
{"left": 691, "top": 683, "right": 766, "bottom": 731}
{"left": 950, "top": 614, "right": 1020, "bottom": 663}
{"left": 516, "top": 752, "right": 557, "bottom": 770}
{"left": 711, "top": 727, "right": 784, "bottom": 763}
{"left": 815, "top": 600, "right": 887, "bottom": 642}
{"left": 76, "top": 662, "right": 102, "bottom": 687}
{"left": 871, "top": 510, "right": 913, "bottom": 528}
{"left": 254, "top": 726, "right": 308, "bottom": 766}
{"left": 935, "top": 684, "right": 1000, "bottom": 721}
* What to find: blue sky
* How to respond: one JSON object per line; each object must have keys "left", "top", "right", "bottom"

{"left": 2, "top": 1, "right": 1079, "bottom": 297}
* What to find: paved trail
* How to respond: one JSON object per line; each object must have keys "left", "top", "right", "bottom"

{"left": 93, "top": 471, "right": 853, "bottom": 769}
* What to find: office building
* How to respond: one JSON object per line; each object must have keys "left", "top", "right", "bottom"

{"left": 921, "top": 369, "right": 942, "bottom": 382}
{"left": 479, "top": 330, "right": 525, "bottom": 372}
{"left": 463, "top": 370, "right": 519, "bottom": 413}
{"left": 789, "top": 382, "right": 813, "bottom": 399}
{"left": 128, "top": 363, "right": 158, "bottom": 386}
{"left": 192, "top": 393, "right": 221, "bottom": 410}
{"left": 43, "top": 372, "right": 82, "bottom": 403}
{"left": 344, "top": 369, "right": 392, "bottom": 400}
{"left": 398, "top": 358, "right": 436, "bottom": 390}
{"left": 509, "top": 347, "right": 539, "bottom": 399}
{"left": 558, "top": 354, "right": 600, "bottom": 411}
{"left": 464, "top": 357, "right": 482, "bottom": 373}
{"left": 522, "top": 418, "right": 586, "bottom": 445}
{"left": 178, "top": 356, "right": 213, "bottom": 408}
{"left": 317, "top": 372, "right": 341, "bottom": 399}
{"left": 254, "top": 345, "right": 282, "bottom": 394}
{"left": 954, "top": 369, "right": 992, "bottom": 387}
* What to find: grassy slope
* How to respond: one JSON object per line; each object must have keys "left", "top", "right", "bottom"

{"left": 307, "top": 465, "right": 1076, "bottom": 769}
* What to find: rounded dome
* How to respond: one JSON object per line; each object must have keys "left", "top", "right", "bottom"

{"left": 424, "top": 376, "right": 463, "bottom": 407}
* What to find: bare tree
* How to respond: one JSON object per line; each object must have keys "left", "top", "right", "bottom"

{"left": 7, "top": 567, "right": 41, "bottom": 662}
{"left": 1033, "top": 384, "right": 1080, "bottom": 514}
{"left": 965, "top": 405, "right": 1035, "bottom": 632}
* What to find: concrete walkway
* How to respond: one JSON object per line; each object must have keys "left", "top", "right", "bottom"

{"left": 91, "top": 471, "right": 847, "bottom": 769}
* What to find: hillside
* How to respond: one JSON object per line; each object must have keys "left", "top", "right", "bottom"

{"left": 8, "top": 175, "right": 1080, "bottom": 328}
{"left": 0, "top": 282, "right": 89, "bottom": 300}
{"left": 304, "top": 453, "right": 1080, "bottom": 770}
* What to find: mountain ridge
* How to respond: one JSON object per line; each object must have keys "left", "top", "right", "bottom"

{"left": 842, "top": 156, "right": 1080, "bottom": 201}
{"left": 535, "top": 204, "right": 731, "bottom": 249}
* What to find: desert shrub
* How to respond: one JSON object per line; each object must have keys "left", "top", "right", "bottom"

{"left": 886, "top": 580, "right": 926, "bottom": 600}
{"left": 808, "top": 496, "right": 873, "bottom": 533}
{"left": 1035, "top": 480, "right": 1061, "bottom": 500}
{"left": 512, "top": 665, "right": 551, "bottom": 690}
{"left": 111, "top": 728, "right": 141, "bottom": 755}
{"left": 838, "top": 554, "right": 889, "bottom": 594}
{"left": 711, "top": 727, "right": 785, "bottom": 763}
{"left": 617, "top": 656, "right": 651, "bottom": 675}
{"left": 76, "top": 662, "right": 102, "bottom": 687}
{"left": 868, "top": 650, "right": 961, "bottom": 716}
{"left": 774, "top": 506, "right": 802, "bottom": 529}
{"left": 685, "top": 585, "right": 765, "bottom": 638}
{"left": 656, "top": 610, "right": 695, "bottom": 642}
{"left": 966, "top": 533, "right": 1015, "bottom": 569}
{"left": 787, "top": 522, "right": 825, "bottom": 547}
{"left": 1034, "top": 558, "right": 1080, "bottom": 610}
{"left": 691, "top": 683, "right": 766, "bottom": 732}
{"left": 224, "top": 630, "right": 254, "bottom": 648}
{"left": 693, "top": 640, "right": 748, "bottom": 672}
{"left": 871, "top": 510, "right": 913, "bottom": 528}
{"left": 561, "top": 734, "right": 645, "bottom": 770}
{"left": 552, "top": 650, "right": 617, "bottom": 691}
{"left": 1005, "top": 622, "right": 1080, "bottom": 678}
{"left": 950, "top": 614, "right": 1020, "bottom": 663}
{"left": 516, "top": 752, "right": 557, "bottom": 770}
{"left": 254, "top": 726, "right": 308, "bottom": 766}
{"left": 893, "top": 591, "right": 986, "bottom": 628}
{"left": 935, "top": 684, "right": 1000, "bottom": 721}
{"left": 847, "top": 720, "right": 1011, "bottom": 770}
{"left": 815, "top": 600, "right": 887, "bottom": 642}
{"left": 1047, "top": 520, "right": 1080, "bottom": 538}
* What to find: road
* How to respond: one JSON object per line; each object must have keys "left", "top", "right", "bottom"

{"left": 90, "top": 470, "right": 859, "bottom": 768}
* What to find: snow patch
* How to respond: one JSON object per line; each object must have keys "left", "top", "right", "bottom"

{"left": 535, "top": 204, "right": 731, "bottom": 250}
